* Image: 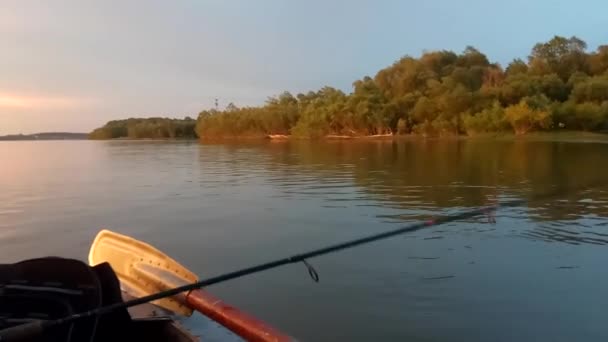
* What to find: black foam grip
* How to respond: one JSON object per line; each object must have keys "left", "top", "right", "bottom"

{"left": 0, "top": 321, "right": 46, "bottom": 342}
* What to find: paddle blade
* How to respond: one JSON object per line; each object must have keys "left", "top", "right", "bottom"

{"left": 88, "top": 229, "right": 198, "bottom": 316}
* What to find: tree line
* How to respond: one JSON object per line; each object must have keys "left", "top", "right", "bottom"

{"left": 89, "top": 117, "right": 197, "bottom": 139}
{"left": 196, "top": 36, "right": 608, "bottom": 138}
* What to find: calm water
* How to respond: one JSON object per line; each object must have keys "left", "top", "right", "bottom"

{"left": 1, "top": 138, "right": 608, "bottom": 341}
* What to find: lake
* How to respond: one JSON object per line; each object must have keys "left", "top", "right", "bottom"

{"left": 1, "top": 138, "right": 608, "bottom": 341}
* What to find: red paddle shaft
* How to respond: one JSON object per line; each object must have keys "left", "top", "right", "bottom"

{"left": 185, "top": 289, "right": 293, "bottom": 342}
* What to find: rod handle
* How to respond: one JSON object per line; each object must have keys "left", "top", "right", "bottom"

{"left": 0, "top": 321, "right": 47, "bottom": 342}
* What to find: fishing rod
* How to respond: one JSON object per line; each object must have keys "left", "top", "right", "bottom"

{"left": 1, "top": 182, "right": 601, "bottom": 341}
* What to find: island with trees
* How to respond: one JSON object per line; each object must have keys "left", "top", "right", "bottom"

{"left": 89, "top": 117, "right": 197, "bottom": 139}
{"left": 90, "top": 36, "right": 608, "bottom": 140}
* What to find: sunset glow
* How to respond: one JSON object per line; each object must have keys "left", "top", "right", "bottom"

{"left": 0, "top": 95, "right": 29, "bottom": 108}
{"left": 0, "top": 93, "right": 91, "bottom": 110}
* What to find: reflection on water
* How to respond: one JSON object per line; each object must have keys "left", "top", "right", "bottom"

{"left": 1, "top": 139, "right": 608, "bottom": 341}
{"left": 256, "top": 139, "right": 608, "bottom": 245}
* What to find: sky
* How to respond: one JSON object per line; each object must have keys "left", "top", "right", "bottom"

{"left": 1, "top": 0, "right": 607, "bottom": 135}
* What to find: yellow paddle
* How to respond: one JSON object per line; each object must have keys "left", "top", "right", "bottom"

{"left": 88, "top": 229, "right": 292, "bottom": 342}
{"left": 88, "top": 229, "right": 198, "bottom": 316}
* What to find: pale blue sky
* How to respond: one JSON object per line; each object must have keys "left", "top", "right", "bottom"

{"left": 1, "top": 0, "right": 606, "bottom": 134}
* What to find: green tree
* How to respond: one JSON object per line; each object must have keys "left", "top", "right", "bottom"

{"left": 499, "top": 74, "right": 542, "bottom": 105}
{"left": 463, "top": 102, "right": 508, "bottom": 135}
{"left": 504, "top": 100, "right": 552, "bottom": 134}
{"left": 528, "top": 36, "right": 589, "bottom": 81}
{"left": 540, "top": 74, "right": 569, "bottom": 101}
{"left": 505, "top": 58, "right": 528, "bottom": 76}
{"left": 589, "top": 45, "right": 608, "bottom": 75}
{"left": 571, "top": 76, "right": 608, "bottom": 103}
{"left": 573, "top": 102, "right": 608, "bottom": 131}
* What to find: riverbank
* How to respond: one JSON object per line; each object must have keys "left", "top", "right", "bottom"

{"left": 87, "top": 129, "right": 608, "bottom": 143}
{"left": 199, "top": 131, "right": 608, "bottom": 143}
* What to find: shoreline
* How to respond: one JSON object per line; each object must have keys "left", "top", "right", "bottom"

{"left": 87, "top": 131, "right": 608, "bottom": 142}
{"left": 268, "top": 131, "right": 608, "bottom": 141}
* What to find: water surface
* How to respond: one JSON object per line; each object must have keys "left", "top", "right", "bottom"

{"left": 1, "top": 139, "right": 607, "bottom": 341}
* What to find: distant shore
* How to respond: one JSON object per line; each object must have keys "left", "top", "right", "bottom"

{"left": 0, "top": 132, "right": 88, "bottom": 141}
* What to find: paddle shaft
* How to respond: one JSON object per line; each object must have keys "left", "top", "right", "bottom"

{"left": 186, "top": 289, "right": 293, "bottom": 342}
